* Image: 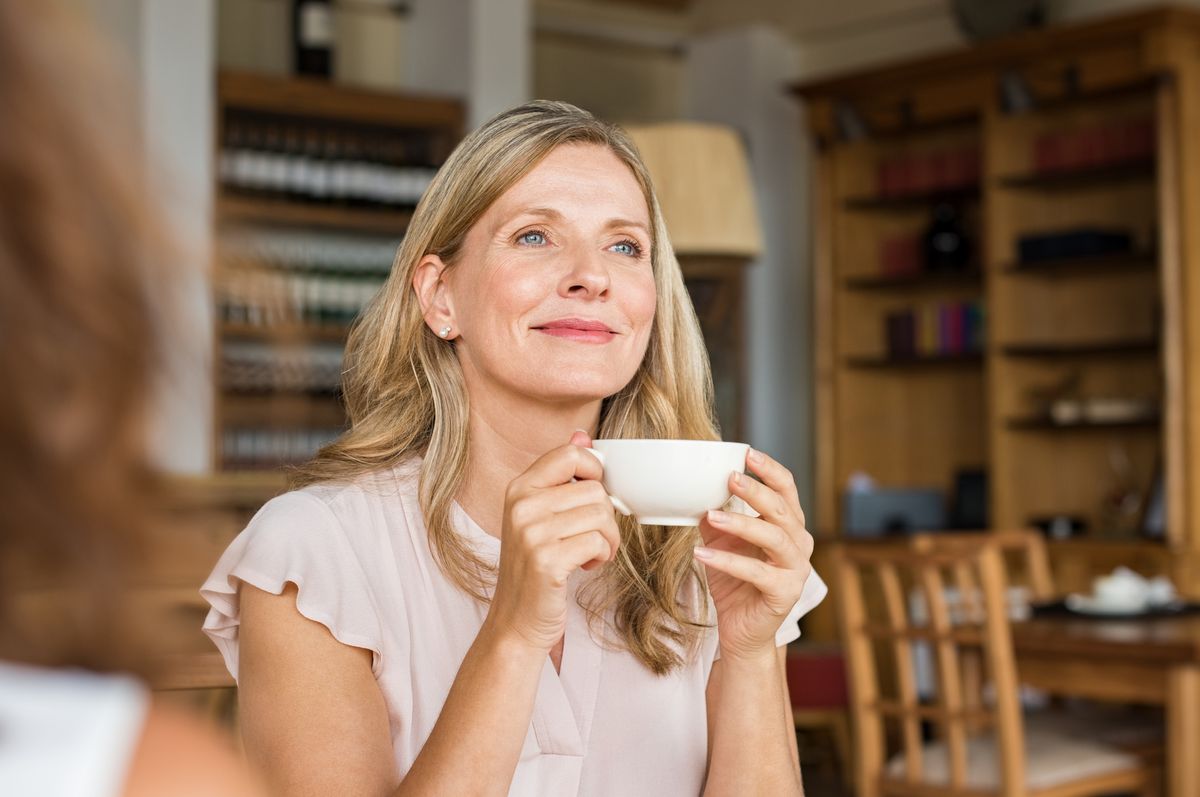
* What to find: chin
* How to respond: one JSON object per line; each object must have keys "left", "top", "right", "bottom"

{"left": 511, "top": 368, "right": 636, "bottom": 404}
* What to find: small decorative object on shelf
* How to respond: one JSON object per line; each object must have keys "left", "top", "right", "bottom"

{"left": 923, "top": 203, "right": 972, "bottom": 272}
{"left": 293, "top": 0, "right": 334, "bottom": 78}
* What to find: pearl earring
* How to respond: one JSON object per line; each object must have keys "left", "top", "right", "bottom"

{"left": 439, "top": 326, "right": 452, "bottom": 338}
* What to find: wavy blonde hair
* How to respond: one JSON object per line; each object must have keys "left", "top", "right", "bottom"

{"left": 293, "top": 100, "right": 719, "bottom": 674}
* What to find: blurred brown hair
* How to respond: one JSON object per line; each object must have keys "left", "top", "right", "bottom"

{"left": 0, "top": 0, "right": 171, "bottom": 672}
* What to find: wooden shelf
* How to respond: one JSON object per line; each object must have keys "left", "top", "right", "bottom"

{"left": 1003, "top": 251, "right": 1157, "bottom": 275}
{"left": 997, "top": 159, "right": 1155, "bottom": 190}
{"left": 219, "top": 393, "right": 346, "bottom": 428}
{"left": 217, "top": 195, "right": 413, "bottom": 234}
{"left": 1000, "top": 339, "right": 1159, "bottom": 357}
{"left": 221, "top": 322, "right": 352, "bottom": 343}
{"left": 1005, "top": 415, "right": 1160, "bottom": 431}
{"left": 218, "top": 70, "right": 464, "bottom": 131}
{"left": 844, "top": 352, "right": 984, "bottom": 369}
{"left": 843, "top": 186, "right": 979, "bottom": 211}
{"left": 844, "top": 270, "right": 983, "bottom": 291}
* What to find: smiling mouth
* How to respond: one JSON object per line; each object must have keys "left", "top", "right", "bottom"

{"left": 532, "top": 318, "right": 619, "bottom": 343}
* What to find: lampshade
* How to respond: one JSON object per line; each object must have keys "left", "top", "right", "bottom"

{"left": 623, "top": 122, "right": 763, "bottom": 258}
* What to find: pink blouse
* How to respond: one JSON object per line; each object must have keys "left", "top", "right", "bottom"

{"left": 201, "top": 458, "right": 826, "bottom": 795}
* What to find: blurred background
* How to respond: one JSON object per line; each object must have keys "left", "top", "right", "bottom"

{"left": 38, "top": 1, "right": 1200, "bottom": 794}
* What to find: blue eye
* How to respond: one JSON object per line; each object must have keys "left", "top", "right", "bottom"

{"left": 518, "top": 230, "right": 547, "bottom": 246}
{"left": 611, "top": 239, "right": 644, "bottom": 257}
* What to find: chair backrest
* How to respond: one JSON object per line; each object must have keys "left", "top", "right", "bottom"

{"left": 833, "top": 538, "right": 1026, "bottom": 797}
{"left": 910, "top": 529, "right": 1055, "bottom": 604}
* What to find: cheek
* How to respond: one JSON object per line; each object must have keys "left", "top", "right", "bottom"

{"left": 623, "top": 271, "right": 658, "bottom": 326}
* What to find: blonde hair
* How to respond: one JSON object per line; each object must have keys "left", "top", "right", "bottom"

{"left": 293, "top": 100, "right": 719, "bottom": 674}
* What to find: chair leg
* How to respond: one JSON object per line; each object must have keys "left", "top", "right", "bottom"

{"left": 830, "top": 712, "right": 853, "bottom": 790}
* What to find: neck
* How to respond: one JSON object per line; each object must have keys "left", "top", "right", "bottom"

{"left": 457, "top": 388, "right": 602, "bottom": 538}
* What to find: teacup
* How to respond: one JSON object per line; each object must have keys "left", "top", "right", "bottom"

{"left": 585, "top": 439, "right": 750, "bottom": 526}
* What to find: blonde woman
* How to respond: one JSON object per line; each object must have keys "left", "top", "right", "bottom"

{"left": 202, "top": 101, "right": 826, "bottom": 796}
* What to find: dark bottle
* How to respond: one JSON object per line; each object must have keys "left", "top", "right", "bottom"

{"left": 923, "top": 203, "right": 972, "bottom": 272}
{"left": 293, "top": 0, "right": 333, "bottom": 78}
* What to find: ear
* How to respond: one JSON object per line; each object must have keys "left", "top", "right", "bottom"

{"left": 412, "top": 254, "right": 456, "bottom": 338}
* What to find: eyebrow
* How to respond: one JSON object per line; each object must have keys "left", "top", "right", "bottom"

{"left": 507, "top": 206, "right": 652, "bottom": 236}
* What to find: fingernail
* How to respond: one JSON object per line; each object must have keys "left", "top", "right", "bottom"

{"left": 708, "top": 509, "right": 729, "bottom": 525}
{"left": 730, "top": 472, "right": 741, "bottom": 486}
{"left": 694, "top": 546, "right": 715, "bottom": 560}
{"left": 748, "top": 448, "right": 764, "bottom": 464}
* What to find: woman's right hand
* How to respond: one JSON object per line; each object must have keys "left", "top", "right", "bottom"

{"left": 485, "top": 430, "right": 621, "bottom": 653}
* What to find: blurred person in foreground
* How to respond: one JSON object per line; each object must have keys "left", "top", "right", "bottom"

{"left": 202, "top": 99, "right": 827, "bottom": 795}
{"left": 0, "top": 1, "right": 263, "bottom": 795}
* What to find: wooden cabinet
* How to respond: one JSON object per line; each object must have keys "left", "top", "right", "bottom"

{"left": 793, "top": 8, "right": 1200, "bottom": 596}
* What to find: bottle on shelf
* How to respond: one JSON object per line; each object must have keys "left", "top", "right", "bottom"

{"left": 293, "top": 0, "right": 334, "bottom": 79}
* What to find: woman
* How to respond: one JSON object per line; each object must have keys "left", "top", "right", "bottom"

{"left": 0, "top": 1, "right": 263, "bottom": 795}
{"left": 202, "top": 100, "right": 825, "bottom": 795}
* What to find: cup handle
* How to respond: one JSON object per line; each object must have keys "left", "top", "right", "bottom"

{"left": 581, "top": 447, "right": 634, "bottom": 517}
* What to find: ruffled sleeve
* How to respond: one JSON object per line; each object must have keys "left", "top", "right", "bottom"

{"left": 200, "top": 490, "right": 385, "bottom": 680}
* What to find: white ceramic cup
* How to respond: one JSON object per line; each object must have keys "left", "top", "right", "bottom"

{"left": 583, "top": 439, "right": 750, "bottom": 526}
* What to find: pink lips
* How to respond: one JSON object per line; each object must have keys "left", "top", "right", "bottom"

{"left": 533, "top": 317, "right": 618, "bottom": 344}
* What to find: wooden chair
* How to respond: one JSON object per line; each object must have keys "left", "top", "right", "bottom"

{"left": 788, "top": 645, "right": 852, "bottom": 787}
{"left": 833, "top": 538, "right": 1156, "bottom": 797}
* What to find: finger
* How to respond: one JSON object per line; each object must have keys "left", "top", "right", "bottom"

{"left": 728, "top": 470, "right": 794, "bottom": 528}
{"left": 706, "top": 510, "right": 803, "bottom": 568}
{"left": 693, "top": 547, "right": 796, "bottom": 612}
{"left": 744, "top": 448, "right": 802, "bottom": 514}
{"left": 698, "top": 518, "right": 760, "bottom": 557}
{"left": 519, "top": 440, "right": 604, "bottom": 490}
{"left": 543, "top": 478, "right": 613, "bottom": 515}
{"left": 558, "top": 529, "right": 615, "bottom": 573}
{"left": 548, "top": 502, "right": 621, "bottom": 562}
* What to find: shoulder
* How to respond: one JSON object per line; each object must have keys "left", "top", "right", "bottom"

{"left": 122, "top": 702, "right": 265, "bottom": 797}
{"left": 254, "top": 458, "right": 422, "bottom": 539}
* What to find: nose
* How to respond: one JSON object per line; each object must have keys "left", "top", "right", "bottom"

{"left": 559, "top": 248, "right": 610, "bottom": 299}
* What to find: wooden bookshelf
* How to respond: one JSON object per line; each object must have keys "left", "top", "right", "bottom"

{"left": 794, "top": 8, "right": 1200, "bottom": 614}
{"left": 217, "top": 194, "right": 413, "bottom": 235}
{"left": 211, "top": 70, "right": 463, "bottom": 473}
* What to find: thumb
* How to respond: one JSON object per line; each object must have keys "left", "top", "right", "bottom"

{"left": 569, "top": 429, "right": 592, "bottom": 447}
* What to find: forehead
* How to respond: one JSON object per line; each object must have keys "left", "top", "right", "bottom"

{"left": 487, "top": 143, "right": 651, "bottom": 226}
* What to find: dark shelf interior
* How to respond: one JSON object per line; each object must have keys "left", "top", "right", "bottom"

{"left": 844, "top": 270, "right": 983, "bottom": 290}
{"left": 1005, "top": 415, "right": 1161, "bottom": 431}
{"left": 996, "top": 159, "right": 1155, "bottom": 190}
{"left": 845, "top": 352, "right": 984, "bottom": 369}
{"left": 1003, "top": 250, "right": 1157, "bottom": 276}
{"left": 843, "top": 186, "right": 980, "bottom": 211}
{"left": 1001, "top": 340, "right": 1159, "bottom": 358}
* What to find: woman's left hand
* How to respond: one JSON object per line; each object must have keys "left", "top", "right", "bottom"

{"left": 695, "top": 448, "right": 814, "bottom": 662}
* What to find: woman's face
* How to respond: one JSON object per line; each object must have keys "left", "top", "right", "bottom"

{"left": 435, "top": 143, "right": 657, "bottom": 404}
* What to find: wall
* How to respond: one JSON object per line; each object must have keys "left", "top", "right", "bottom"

{"left": 216, "top": 0, "right": 406, "bottom": 89}
{"left": 65, "top": 0, "right": 216, "bottom": 475}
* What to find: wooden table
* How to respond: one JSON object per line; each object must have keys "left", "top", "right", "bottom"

{"left": 1012, "top": 613, "right": 1200, "bottom": 797}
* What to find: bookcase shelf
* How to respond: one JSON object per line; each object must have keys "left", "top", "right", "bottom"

{"left": 217, "top": 194, "right": 413, "bottom": 234}
{"left": 844, "top": 270, "right": 983, "bottom": 291}
{"left": 212, "top": 70, "right": 464, "bottom": 472}
{"left": 843, "top": 187, "right": 980, "bottom": 211}
{"left": 996, "top": 159, "right": 1156, "bottom": 190}
{"left": 1002, "top": 250, "right": 1157, "bottom": 275}
{"left": 795, "top": 8, "right": 1200, "bottom": 634}
{"left": 1000, "top": 340, "right": 1159, "bottom": 358}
